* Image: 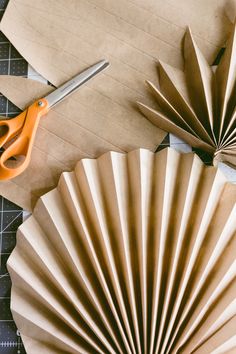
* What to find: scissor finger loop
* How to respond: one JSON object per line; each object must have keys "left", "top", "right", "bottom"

{"left": 0, "top": 60, "right": 109, "bottom": 180}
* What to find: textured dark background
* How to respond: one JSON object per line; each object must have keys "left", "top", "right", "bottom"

{"left": 0, "top": 0, "right": 27, "bottom": 352}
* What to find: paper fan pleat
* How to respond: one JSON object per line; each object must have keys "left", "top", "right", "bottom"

{"left": 157, "top": 61, "right": 214, "bottom": 145}
{"left": 184, "top": 28, "right": 215, "bottom": 134}
{"left": 8, "top": 148, "right": 236, "bottom": 353}
{"left": 215, "top": 24, "right": 236, "bottom": 139}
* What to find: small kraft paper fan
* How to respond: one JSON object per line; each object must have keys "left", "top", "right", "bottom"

{"left": 137, "top": 23, "right": 236, "bottom": 168}
{"left": 7, "top": 148, "right": 236, "bottom": 354}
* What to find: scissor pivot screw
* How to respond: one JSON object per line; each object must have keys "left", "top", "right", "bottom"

{"left": 38, "top": 101, "right": 44, "bottom": 106}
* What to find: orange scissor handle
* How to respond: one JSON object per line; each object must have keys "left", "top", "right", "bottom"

{"left": 0, "top": 112, "right": 25, "bottom": 148}
{"left": 0, "top": 98, "right": 49, "bottom": 180}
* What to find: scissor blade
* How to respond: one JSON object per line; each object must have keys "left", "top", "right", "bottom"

{"left": 45, "top": 59, "right": 109, "bottom": 108}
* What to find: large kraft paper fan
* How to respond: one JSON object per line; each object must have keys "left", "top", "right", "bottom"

{"left": 8, "top": 148, "right": 236, "bottom": 354}
{"left": 138, "top": 24, "right": 236, "bottom": 168}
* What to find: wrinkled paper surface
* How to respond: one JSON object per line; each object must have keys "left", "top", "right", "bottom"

{"left": 0, "top": 0, "right": 233, "bottom": 209}
{"left": 0, "top": 76, "right": 163, "bottom": 210}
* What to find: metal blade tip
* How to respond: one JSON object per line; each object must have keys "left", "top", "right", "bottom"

{"left": 99, "top": 59, "right": 109, "bottom": 68}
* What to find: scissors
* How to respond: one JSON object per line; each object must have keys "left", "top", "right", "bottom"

{"left": 0, "top": 59, "right": 109, "bottom": 180}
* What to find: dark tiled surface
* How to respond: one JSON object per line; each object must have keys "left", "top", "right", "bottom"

{"left": 9, "top": 59, "right": 28, "bottom": 76}
{"left": 0, "top": 60, "right": 8, "bottom": 74}
{"left": 2, "top": 212, "right": 22, "bottom": 231}
{"left": 0, "top": 0, "right": 9, "bottom": 10}
{"left": 0, "top": 43, "right": 10, "bottom": 59}
{"left": 0, "top": 1, "right": 27, "bottom": 353}
{"left": 156, "top": 133, "right": 170, "bottom": 152}
{"left": 0, "top": 197, "right": 25, "bottom": 354}
{"left": 7, "top": 100, "right": 21, "bottom": 115}
{"left": 0, "top": 94, "right": 7, "bottom": 112}
{"left": 1, "top": 232, "right": 17, "bottom": 253}
{"left": 0, "top": 213, "right": 25, "bottom": 353}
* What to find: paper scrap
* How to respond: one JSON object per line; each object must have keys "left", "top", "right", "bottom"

{"left": 0, "top": 0, "right": 233, "bottom": 209}
{"left": 0, "top": 0, "right": 232, "bottom": 87}
{"left": 0, "top": 75, "right": 164, "bottom": 210}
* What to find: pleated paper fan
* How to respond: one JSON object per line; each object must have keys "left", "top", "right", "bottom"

{"left": 138, "top": 24, "right": 236, "bottom": 168}
{"left": 8, "top": 148, "right": 236, "bottom": 354}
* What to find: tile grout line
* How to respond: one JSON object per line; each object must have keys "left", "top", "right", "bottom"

{"left": 0, "top": 58, "right": 25, "bottom": 61}
{"left": 0, "top": 273, "right": 9, "bottom": 279}
{"left": 2, "top": 211, "right": 22, "bottom": 234}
